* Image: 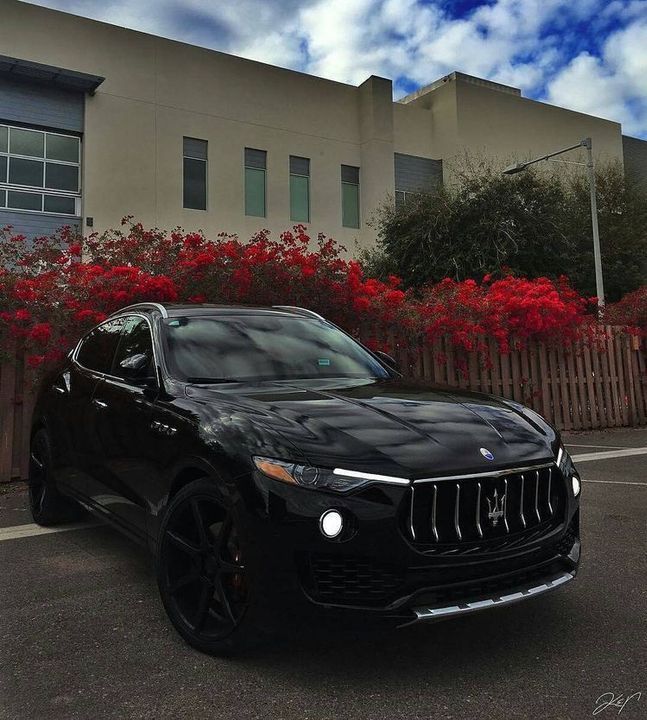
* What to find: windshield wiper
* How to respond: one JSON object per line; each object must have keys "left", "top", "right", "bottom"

{"left": 185, "top": 377, "right": 240, "bottom": 384}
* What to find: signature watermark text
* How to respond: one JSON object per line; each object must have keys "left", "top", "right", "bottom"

{"left": 593, "top": 692, "right": 642, "bottom": 716}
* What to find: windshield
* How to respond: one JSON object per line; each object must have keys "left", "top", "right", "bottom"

{"left": 162, "top": 315, "right": 390, "bottom": 382}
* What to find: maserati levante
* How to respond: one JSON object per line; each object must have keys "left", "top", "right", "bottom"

{"left": 29, "top": 303, "right": 581, "bottom": 654}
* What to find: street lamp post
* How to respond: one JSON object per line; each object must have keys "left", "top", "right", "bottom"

{"left": 502, "top": 137, "right": 605, "bottom": 310}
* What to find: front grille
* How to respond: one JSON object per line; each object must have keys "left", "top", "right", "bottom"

{"left": 303, "top": 553, "right": 572, "bottom": 609}
{"left": 410, "top": 464, "right": 566, "bottom": 551}
{"left": 306, "top": 555, "right": 405, "bottom": 606}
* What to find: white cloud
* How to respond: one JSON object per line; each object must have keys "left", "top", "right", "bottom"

{"left": 295, "top": 0, "right": 567, "bottom": 90}
{"left": 546, "top": 19, "right": 647, "bottom": 136}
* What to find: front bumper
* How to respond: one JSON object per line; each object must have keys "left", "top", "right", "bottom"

{"left": 248, "top": 468, "right": 581, "bottom": 623}
{"left": 406, "top": 569, "right": 575, "bottom": 626}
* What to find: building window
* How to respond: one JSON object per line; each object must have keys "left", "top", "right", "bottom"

{"left": 395, "top": 190, "right": 414, "bottom": 208}
{"left": 245, "top": 148, "right": 266, "bottom": 217}
{"left": 0, "top": 123, "right": 80, "bottom": 216}
{"left": 341, "top": 165, "right": 360, "bottom": 229}
{"left": 394, "top": 153, "right": 442, "bottom": 208}
{"left": 183, "top": 137, "right": 207, "bottom": 210}
{"left": 289, "top": 156, "right": 310, "bottom": 222}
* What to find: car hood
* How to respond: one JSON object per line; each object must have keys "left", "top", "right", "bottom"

{"left": 185, "top": 377, "right": 558, "bottom": 478}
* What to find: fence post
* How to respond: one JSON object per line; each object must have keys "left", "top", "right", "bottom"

{"left": 0, "top": 349, "right": 17, "bottom": 482}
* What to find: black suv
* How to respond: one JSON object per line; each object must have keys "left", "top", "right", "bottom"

{"left": 30, "top": 303, "right": 581, "bottom": 654}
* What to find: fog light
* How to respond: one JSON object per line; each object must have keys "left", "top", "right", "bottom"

{"left": 320, "top": 509, "right": 343, "bottom": 538}
{"left": 572, "top": 474, "right": 581, "bottom": 497}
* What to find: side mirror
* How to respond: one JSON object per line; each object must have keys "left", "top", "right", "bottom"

{"left": 119, "top": 353, "right": 149, "bottom": 373}
{"left": 118, "top": 354, "right": 156, "bottom": 386}
{"left": 375, "top": 350, "right": 398, "bottom": 371}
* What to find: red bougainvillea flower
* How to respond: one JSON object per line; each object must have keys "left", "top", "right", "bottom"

{"left": 30, "top": 323, "right": 52, "bottom": 345}
{"left": 0, "top": 220, "right": 638, "bottom": 381}
{"left": 605, "top": 287, "right": 647, "bottom": 334}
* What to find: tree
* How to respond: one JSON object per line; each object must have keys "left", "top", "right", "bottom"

{"left": 563, "top": 163, "right": 647, "bottom": 300}
{"left": 364, "top": 157, "right": 647, "bottom": 302}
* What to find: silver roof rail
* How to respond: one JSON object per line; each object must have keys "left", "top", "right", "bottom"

{"left": 109, "top": 302, "right": 169, "bottom": 318}
{"left": 272, "top": 305, "right": 327, "bottom": 322}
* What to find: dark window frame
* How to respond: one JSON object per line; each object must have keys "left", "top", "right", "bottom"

{"left": 341, "top": 164, "right": 360, "bottom": 229}
{"left": 244, "top": 147, "right": 267, "bottom": 218}
{"left": 183, "top": 137, "right": 208, "bottom": 211}
{"left": 289, "top": 155, "right": 310, "bottom": 223}
{"left": 0, "top": 122, "right": 81, "bottom": 216}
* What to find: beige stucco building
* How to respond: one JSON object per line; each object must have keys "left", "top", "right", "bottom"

{"left": 0, "top": 0, "right": 643, "bottom": 251}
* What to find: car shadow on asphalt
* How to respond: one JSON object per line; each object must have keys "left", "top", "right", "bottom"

{"left": 4, "top": 503, "right": 584, "bottom": 686}
{"left": 238, "top": 590, "right": 578, "bottom": 679}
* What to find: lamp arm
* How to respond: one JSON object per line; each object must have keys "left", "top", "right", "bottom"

{"left": 520, "top": 139, "right": 588, "bottom": 170}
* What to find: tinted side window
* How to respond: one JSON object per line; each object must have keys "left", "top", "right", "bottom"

{"left": 113, "top": 316, "right": 154, "bottom": 379}
{"left": 76, "top": 319, "right": 124, "bottom": 373}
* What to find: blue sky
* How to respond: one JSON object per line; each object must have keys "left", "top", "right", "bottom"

{"left": 28, "top": 0, "right": 647, "bottom": 137}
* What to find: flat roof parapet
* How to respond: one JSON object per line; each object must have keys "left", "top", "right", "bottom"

{"left": 398, "top": 71, "right": 521, "bottom": 104}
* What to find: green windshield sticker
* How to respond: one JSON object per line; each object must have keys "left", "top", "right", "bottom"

{"left": 317, "top": 358, "right": 331, "bottom": 366}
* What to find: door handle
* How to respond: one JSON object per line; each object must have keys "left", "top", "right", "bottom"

{"left": 150, "top": 420, "right": 177, "bottom": 436}
{"left": 92, "top": 398, "right": 108, "bottom": 409}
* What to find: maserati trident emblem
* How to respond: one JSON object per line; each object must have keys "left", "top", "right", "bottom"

{"left": 487, "top": 489, "right": 506, "bottom": 527}
{"left": 480, "top": 447, "right": 495, "bottom": 461}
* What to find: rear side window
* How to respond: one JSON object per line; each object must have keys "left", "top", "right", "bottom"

{"left": 112, "top": 316, "right": 155, "bottom": 379}
{"left": 75, "top": 319, "right": 125, "bottom": 373}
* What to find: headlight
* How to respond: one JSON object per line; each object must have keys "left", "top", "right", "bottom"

{"left": 253, "top": 457, "right": 409, "bottom": 494}
{"left": 572, "top": 474, "right": 581, "bottom": 497}
{"left": 556, "top": 444, "right": 581, "bottom": 497}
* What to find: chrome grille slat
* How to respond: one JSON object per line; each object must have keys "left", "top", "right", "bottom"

{"left": 547, "top": 468, "right": 554, "bottom": 516}
{"left": 409, "top": 486, "right": 416, "bottom": 540}
{"left": 454, "top": 483, "right": 462, "bottom": 540}
{"left": 519, "top": 473, "right": 526, "bottom": 528}
{"left": 431, "top": 484, "right": 439, "bottom": 542}
{"left": 415, "top": 463, "right": 565, "bottom": 548}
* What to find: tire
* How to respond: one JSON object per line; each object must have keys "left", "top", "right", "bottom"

{"left": 29, "top": 429, "right": 82, "bottom": 526}
{"left": 156, "top": 478, "right": 268, "bottom": 655}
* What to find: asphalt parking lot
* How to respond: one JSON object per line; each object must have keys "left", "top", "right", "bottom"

{"left": 1, "top": 428, "right": 646, "bottom": 720}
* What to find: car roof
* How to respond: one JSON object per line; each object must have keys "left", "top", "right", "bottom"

{"left": 109, "top": 302, "right": 325, "bottom": 321}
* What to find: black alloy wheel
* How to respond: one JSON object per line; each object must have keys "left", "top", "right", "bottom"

{"left": 157, "top": 479, "right": 261, "bottom": 655}
{"left": 29, "top": 429, "right": 81, "bottom": 526}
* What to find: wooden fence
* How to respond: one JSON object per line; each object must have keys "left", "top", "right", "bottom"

{"left": 388, "top": 326, "right": 647, "bottom": 432}
{"left": 1, "top": 326, "right": 646, "bottom": 482}
{"left": 0, "top": 354, "right": 35, "bottom": 484}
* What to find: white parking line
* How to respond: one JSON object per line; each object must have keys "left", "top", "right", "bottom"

{"left": 571, "top": 447, "right": 647, "bottom": 463}
{"left": 0, "top": 521, "right": 98, "bottom": 542}
{"left": 582, "top": 479, "right": 647, "bottom": 487}
{"left": 567, "top": 443, "right": 626, "bottom": 449}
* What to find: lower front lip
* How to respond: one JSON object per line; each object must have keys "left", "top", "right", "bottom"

{"left": 402, "top": 570, "right": 576, "bottom": 626}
